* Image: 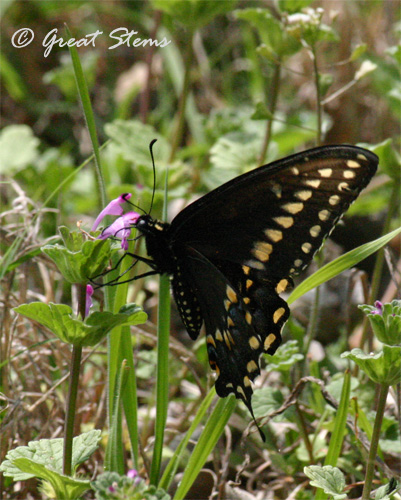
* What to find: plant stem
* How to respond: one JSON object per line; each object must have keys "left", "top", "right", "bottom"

{"left": 258, "top": 61, "right": 281, "bottom": 165}
{"left": 169, "top": 34, "right": 194, "bottom": 162}
{"left": 63, "top": 284, "right": 86, "bottom": 476}
{"left": 63, "top": 345, "right": 82, "bottom": 476}
{"left": 361, "top": 383, "right": 389, "bottom": 500}
{"left": 311, "top": 44, "right": 322, "bottom": 146}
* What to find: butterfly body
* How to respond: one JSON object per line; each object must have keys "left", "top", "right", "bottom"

{"left": 131, "top": 145, "right": 378, "bottom": 427}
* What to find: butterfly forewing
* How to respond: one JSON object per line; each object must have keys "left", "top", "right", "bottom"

{"left": 170, "top": 146, "right": 378, "bottom": 280}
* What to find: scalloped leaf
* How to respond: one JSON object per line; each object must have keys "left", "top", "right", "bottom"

{"left": 14, "top": 302, "right": 147, "bottom": 346}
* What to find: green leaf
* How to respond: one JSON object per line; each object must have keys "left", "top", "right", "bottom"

{"left": 14, "top": 302, "right": 147, "bottom": 347}
{"left": 277, "top": 0, "right": 314, "bottom": 13}
{"left": 341, "top": 346, "right": 401, "bottom": 386}
{"left": 0, "top": 125, "right": 39, "bottom": 174}
{"left": 42, "top": 237, "right": 112, "bottom": 285}
{"left": 264, "top": 340, "right": 304, "bottom": 372}
{"left": 288, "top": 227, "right": 401, "bottom": 304}
{"left": 350, "top": 43, "right": 368, "bottom": 61}
{"left": 361, "top": 138, "right": 401, "bottom": 180}
{"left": 252, "top": 387, "right": 284, "bottom": 419}
{"left": 374, "top": 479, "right": 400, "bottom": 500}
{"left": 0, "top": 430, "right": 101, "bottom": 480}
{"left": 304, "top": 465, "right": 347, "bottom": 500}
{"left": 151, "top": 0, "right": 236, "bottom": 31}
{"left": 251, "top": 101, "right": 275, "bottom": 120}
{"left": 12, "top": 459, "right": 91, "bottom": 500}
{"left": 235, "top": 8, "right": 300, "bottom": 58}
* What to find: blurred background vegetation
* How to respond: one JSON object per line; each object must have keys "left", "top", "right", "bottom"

{"left": 0, "top": 0, "right": 400, "bottom": 499}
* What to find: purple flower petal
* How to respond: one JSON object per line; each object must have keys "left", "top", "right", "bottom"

{"left": 372, "top": 300, "right": 383, "bottom": 315}
{"left": 85, "top": 284, "right": 94, "bottom": 318}
{"left": 91, "top": 193, "right": 132, "bottom": 231}
{"left": 127, "top": 469, "right": 138, "bottom": 479}
{"left": 98, "top": 211, "right": 140, "bottom": 249}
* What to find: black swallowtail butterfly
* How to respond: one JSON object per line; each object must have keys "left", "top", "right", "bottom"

{"left": 114, "top": 145, "right": 378, "bottom": 437}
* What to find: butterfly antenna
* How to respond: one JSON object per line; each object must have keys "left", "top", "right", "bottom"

{"left": 148, "top": 139, "right": 157, "bottom": 215}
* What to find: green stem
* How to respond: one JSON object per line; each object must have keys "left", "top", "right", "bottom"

{"left": 361, "top": 383, "right": 389, "bottom": 500}
{"left": 63, "top": 285, "right": 86, "bottom": 476}
{"left": 169, "top": 34, "right": 194, "bottom": 163}
{"left": 258, "top": 61, "right": 281, "bottom": 165}
{"left": 311, "top": 44, "right": 322, "bottom": 146}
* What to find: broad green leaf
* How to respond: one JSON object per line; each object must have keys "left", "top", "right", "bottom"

{"left": 361, "top": 138, "right": 401, "bottom": 180}
{"left": 264, "top": 340, "right": 304, "bottom": 372}
{"left": 288, "top": 227, "right": 401, "bottom": 304}
{"left": 235, "top": 8, "right": 300, "bottom": 58}
{"left": 304, "top": 465, "right": 347, "bottom": 500}
{"left": 105, "top": 120, "right": 169, "bottom": 166}
{"left": 374, "top": 479, "right": 400, "bottom": 500}
{"left": 0, "top": 124, "right": 39, "bottom": 173}
{"left": 252, "top": 387, "right": 284, "bottom": 419}
{"left": 0, "top": 430, "right": 101, "bottom": 480}
{"left": 12, "top": 459, "right": 90, "bottom": 500}
{"left": 42, "top": 237, "right": 112, "bottom": 285}
{"left": 15, "top": 302, "right": 147, "bottom": 347}
{"left": 342, "top": 346, "right": 401, "bottom": 385}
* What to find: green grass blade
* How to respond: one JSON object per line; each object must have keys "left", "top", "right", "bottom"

{"left": 105, "top": 359, "right": 130, "bottom": 474}
{"left": 315, "top": 371, "right": 351, "bottom": 500}
{"left": 159, "top": 389, "right": 216, "bottom": 491}
{"left": 288, "top": 227, "right": 401, "bottom": 305}
{"left": 65, "top": 24, "right": 106, "bottom": 208}
{"left": 173, "top": 395, "right": 236, "bottom": 500}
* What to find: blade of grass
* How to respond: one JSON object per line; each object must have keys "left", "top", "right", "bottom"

{"left": 64, "top": 24, "right": 105, "bottom": 209}
{"left": 173, "top": 395, "right": 236, "bottom": 500}
{"left": 105, "top": 359, "right": 130, "bottom": 474}
{"left": 314, "top": 371, "right": 350, "bottom": 500}
{"left": 159, "top": 388, "right": 216, "bottom": 491}
{"left": 288, "top": 227, "right": 401, "bottom": 305}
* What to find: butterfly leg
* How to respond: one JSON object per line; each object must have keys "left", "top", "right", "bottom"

{"left": 90, "top": 252, "right": 159, "bottom": 287}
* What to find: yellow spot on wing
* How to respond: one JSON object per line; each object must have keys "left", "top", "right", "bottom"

{"left": 309, "top": 225, "right": 321, "bottom": 237}
{"left": 347, "top": 159, "right": 361, "bottom": 168}
{"left": 276, "top": 279, "right": 288, "bottom": 294}
{"left": 282, "top": 202, "right": 304, "bottom": 214}
{"left": 207, "top": 335, "right": 216, "bottom": 348}
{"left": 273, "top": 307, "right": 286, "bottom": 323}
{"left": 305, "top": 179, "right": 321, "bottom": 188}
{"left": 243, "top": 376, "right": 251, "bottom": 387}
{"left": 318, "top": 168, "right": 333, "bottom": 177}
{"left": 318, "top": 209, "right": 330, "bottom": 221}
{"left": 295, "top": 190, "right": 313, "bottom": 201}
{"left": 215, "top": 330, "right": 223, "bottom": 342}
{"left": 245, "top": 311, "right": 252, "bottom": 324}
{"left": 226, "top": 286, "right": 238, "bottom": 303}
{"left": 274, "top": 216, "right": 294, "bottom": 228}
{"left": 249, "top": 336, "right": 260, "bottom": 350}
{"left": 264, "top": 333, "right": 276, "bottom": 350}
{"left": 247, "top": 360, "right": 258, "bottom": 372}
{"left": 265, "top": 229, "right": 283, "bottom": 242}
{"left": 343, "top": 170, "right": 355, "bottom": 179}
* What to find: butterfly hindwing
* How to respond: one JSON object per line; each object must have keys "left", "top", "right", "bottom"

{"left": 178, "top": 247, "right": 289, "bottom": 421}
